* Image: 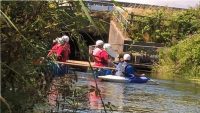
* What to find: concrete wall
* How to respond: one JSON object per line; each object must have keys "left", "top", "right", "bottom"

{"left": 108, "top": 20, "right": 130, "bottom": 54}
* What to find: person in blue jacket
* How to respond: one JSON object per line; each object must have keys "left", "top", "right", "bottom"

{"left": 114, "top": 53, "right": 124, "bottom": 76}
{"left": 122, "top": 54, "right": 145, "bottom": 78}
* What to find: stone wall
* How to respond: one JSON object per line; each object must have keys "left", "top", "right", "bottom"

{"left": 108, "top": 20, "right": 131, "bottom": 54}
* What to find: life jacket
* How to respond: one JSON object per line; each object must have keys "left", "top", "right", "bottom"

{"left": 47, "top": 43, "right": 60, "bottom": 57}
{"left": 115, "top": 62, "right": 124, "bottom": 76}
{"left": 116, "top": 62, "right": 135, "bottom": 77}
{"left": 48, "top": 43, "right": 70, "bottom": 62}
{"left": 92, "top": 48, "right": 108, "bottom": 67}
{"left": 57, "top": 43, "right": 70, "bottom": 62}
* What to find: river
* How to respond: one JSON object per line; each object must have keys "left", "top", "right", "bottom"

{"left": 75, "top": 72, "right": 200, "bottom": 113}
{"left": 36, "top": 71, "right": 200, "bottom": 113}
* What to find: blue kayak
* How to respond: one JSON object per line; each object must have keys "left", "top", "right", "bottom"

{"left": 129, "top": 76, "right": 150, "bottom": 83}
{"left": 98, "top": 75, "right": 150, "bottom": 83}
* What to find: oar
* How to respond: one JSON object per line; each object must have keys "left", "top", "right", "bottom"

{"left": 55, "top": 61, "right": 116, "bottom": 70}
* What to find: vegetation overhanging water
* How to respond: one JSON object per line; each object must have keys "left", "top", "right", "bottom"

{"left": 1, "top": 1, "right": 200, "bottom": 113}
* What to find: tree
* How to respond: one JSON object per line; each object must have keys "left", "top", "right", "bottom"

{"left": 1, "top": 1, "right": 108, "bottom": 112}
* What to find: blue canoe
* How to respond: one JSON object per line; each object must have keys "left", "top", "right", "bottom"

{"left": 98, "top": 75, "right": 150, "bottom": 83}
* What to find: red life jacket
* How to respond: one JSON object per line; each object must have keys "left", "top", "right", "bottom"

{"left": 47, "top": 43, "right": 71, "bottom": 62}
{"left": 93, "top": 49, "right": 108, "bottom": 67}
{"left": 56, "top": 43, "right": 70, "bottom": 62}
{"left": 47, "top": 43, "right": 60, "bottom": 57}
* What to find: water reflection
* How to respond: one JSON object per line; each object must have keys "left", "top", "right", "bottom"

{"left": 77, "top": 73, "right": 200, "bottom": 113}
{"left": 88, "top": 80, "right": 102, "bottom": 109}
{"left": 48, "top": 79, "right": 59, "bottom": 106}
{"left": 87, "top": 77, "right": 125, "bottom": 112}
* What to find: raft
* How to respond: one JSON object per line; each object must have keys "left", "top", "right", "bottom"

{"left": 98, "top": 75, "right": 150, "bottom": 83}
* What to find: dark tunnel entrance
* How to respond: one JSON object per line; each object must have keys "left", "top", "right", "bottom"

{"left": 69, "top": 31, "right": 109, "bottom": 61}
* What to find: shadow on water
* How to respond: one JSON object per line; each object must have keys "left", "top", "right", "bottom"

{"left": 76, "top": 72, "right": 200, "bottom": 113}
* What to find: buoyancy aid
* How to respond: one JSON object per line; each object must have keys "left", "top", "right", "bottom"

{"left": 47, "top": 43, "right": 60, "bottom": 57}
{"left": 57, "top": 43, "right": 70, "bottom": 62}
{"left": 116, "top": 62, "right": 135, "bottom": 77}
{"left": 115, "top": 62, "right": 124, "bottom": 76}
{"left": 48, "top": 43, "right": 70, "bottom": 62}
{"left": 92, "top": 48, "right": 108, "bottom": 67}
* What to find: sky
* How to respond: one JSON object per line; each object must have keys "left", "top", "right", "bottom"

{"left": 112, "top": 0, "right": 200, "bottom": 9}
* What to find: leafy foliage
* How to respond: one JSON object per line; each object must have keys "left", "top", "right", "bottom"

{"left": 126, "top": 7, "right": 200, "bottom": 45}
{"left": 1, "top": 1, "right": 108, "bottom": 112}
{"left": 155, "top": 34, "right": 200, "bottom": 78}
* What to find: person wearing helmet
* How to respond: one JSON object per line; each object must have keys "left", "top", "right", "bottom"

{"left": 103, "top": 43, "right": 118, "bottom": 58}
{"left": 120, "top": 54, "right": 145, "bottom": 77}
{"left": 47, "top": 37, "right": 63, "bottom": 57}
{"left": 60, "top": 35, "right": 71, "bottom": 61}
{"left": 48, "top": 35, "right": 70, "bottom": 62}
{"left": 92, "top": 40, "right": 109, "bottom": 67}
{"left": 47, "top": 35, "right": 71, "bottom": 77}
{"left": 54, "top": 35, "right": 70, "bottom": 62}
{"left": 92, "top": 40, "right": 112, "bottom": 76}
{"left": 62, "top": 35, "right": 69, "bottom": 43}
{"left": 103, "top": 43, "right": 118, "bottom": 67}
{"left": 92, "top": 40, "right": 104, "bottom": 56}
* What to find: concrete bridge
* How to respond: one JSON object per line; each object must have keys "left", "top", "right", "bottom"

{"left": 59, "top": 1, "right": 166, "bottom": 71}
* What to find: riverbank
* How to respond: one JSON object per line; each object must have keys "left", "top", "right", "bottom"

{"left": 153, "top": 34, "right": 200, "bottom": 84}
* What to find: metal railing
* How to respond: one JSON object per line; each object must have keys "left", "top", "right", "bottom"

{"left": 89, "top": 43, "right": 162, "bottom": 65}
{"left": 85, "top": 1, "right": 114, "bottom": 11}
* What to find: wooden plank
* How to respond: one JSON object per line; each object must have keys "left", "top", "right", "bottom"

{"left": 56, "top": 60, "right": 152, "bottom": 70}
{"left": 55, "top": 61, "right": 116, "bottom": 70}
{"left": 67, "top": 60, "right": 91, "bottom": 65}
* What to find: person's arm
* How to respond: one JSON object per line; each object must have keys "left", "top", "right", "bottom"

{"left": 101, "top": 51, "right": 109, "bottom": 64}
{"left": 47, "top": 44, "right": 57, "bottom": 57}
{"left": 133, "top": 70, "right": 145, "bottom": 77}
{"left": 125, "top": 64, "right": 146, "bottom": 77}
{"left": 126, "top": 65, "right": 134, "bottom": 77}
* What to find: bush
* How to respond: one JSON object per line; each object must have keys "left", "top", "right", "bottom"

{"left": 155, "top": 34, "right": 200, "bottom": 79}
{"left": 126, "top": 7, "right": 200, "bottom": 45}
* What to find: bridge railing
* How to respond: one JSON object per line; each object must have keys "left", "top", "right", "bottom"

{"left": 85, "top": 1, "right": 114, "bottom": 11}
{"left": 110, "top": 43, "right": 163, "bottom": 64}
{"left": 89, "top": 42, "right": 163, "bottom": 65}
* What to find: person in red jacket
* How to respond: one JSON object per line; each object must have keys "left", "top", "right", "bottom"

{"left": 92, "top": 40, "right": 113, "bottom": 76}
{"left": 92, "top": 40, "right": 109, "bottom": 67}
{"left": 57, "top": 35, "right": 71, "bottom": 62}
{"left": 47, "top": 35, "right": 71, "bottom": 76}
{"left": 48, "top": 35, "right": 70, "bottom": 62}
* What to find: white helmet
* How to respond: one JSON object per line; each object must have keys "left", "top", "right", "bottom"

{"left": 62, "top": 35, "right": 69, "bottom": 43}
{"left": 123, "top": 54, "right": 131, "bottom": 61}
{"left": 103, "top": 43, "right": 118, "bottom": 58}
{"left": 103, "top": 43, "right": 111, "bottom": 49}
{"left": 57, "top": 37, "right": 64, "bottom": 44}
{"left": 95, "top": 40, "right": 104, "bottom": 46}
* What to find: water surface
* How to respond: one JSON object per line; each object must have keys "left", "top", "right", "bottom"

{"left": 76, "top": 72, "right": 200, "bottom": 113}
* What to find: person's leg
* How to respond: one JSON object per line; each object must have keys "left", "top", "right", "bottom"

{"left": 104, "top": 69, "right": 112, "bottom": 75}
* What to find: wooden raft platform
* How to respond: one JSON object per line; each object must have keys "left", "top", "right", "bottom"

{"left": 56, "top": 60, "right": 152, "bottom": 70}
{"left": 56, "top": 60, "right": 115, "bottom": 70}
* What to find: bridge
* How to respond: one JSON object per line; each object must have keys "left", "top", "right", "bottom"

{"left": 58, "top": 1, "right": 167, "bottom": 72}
